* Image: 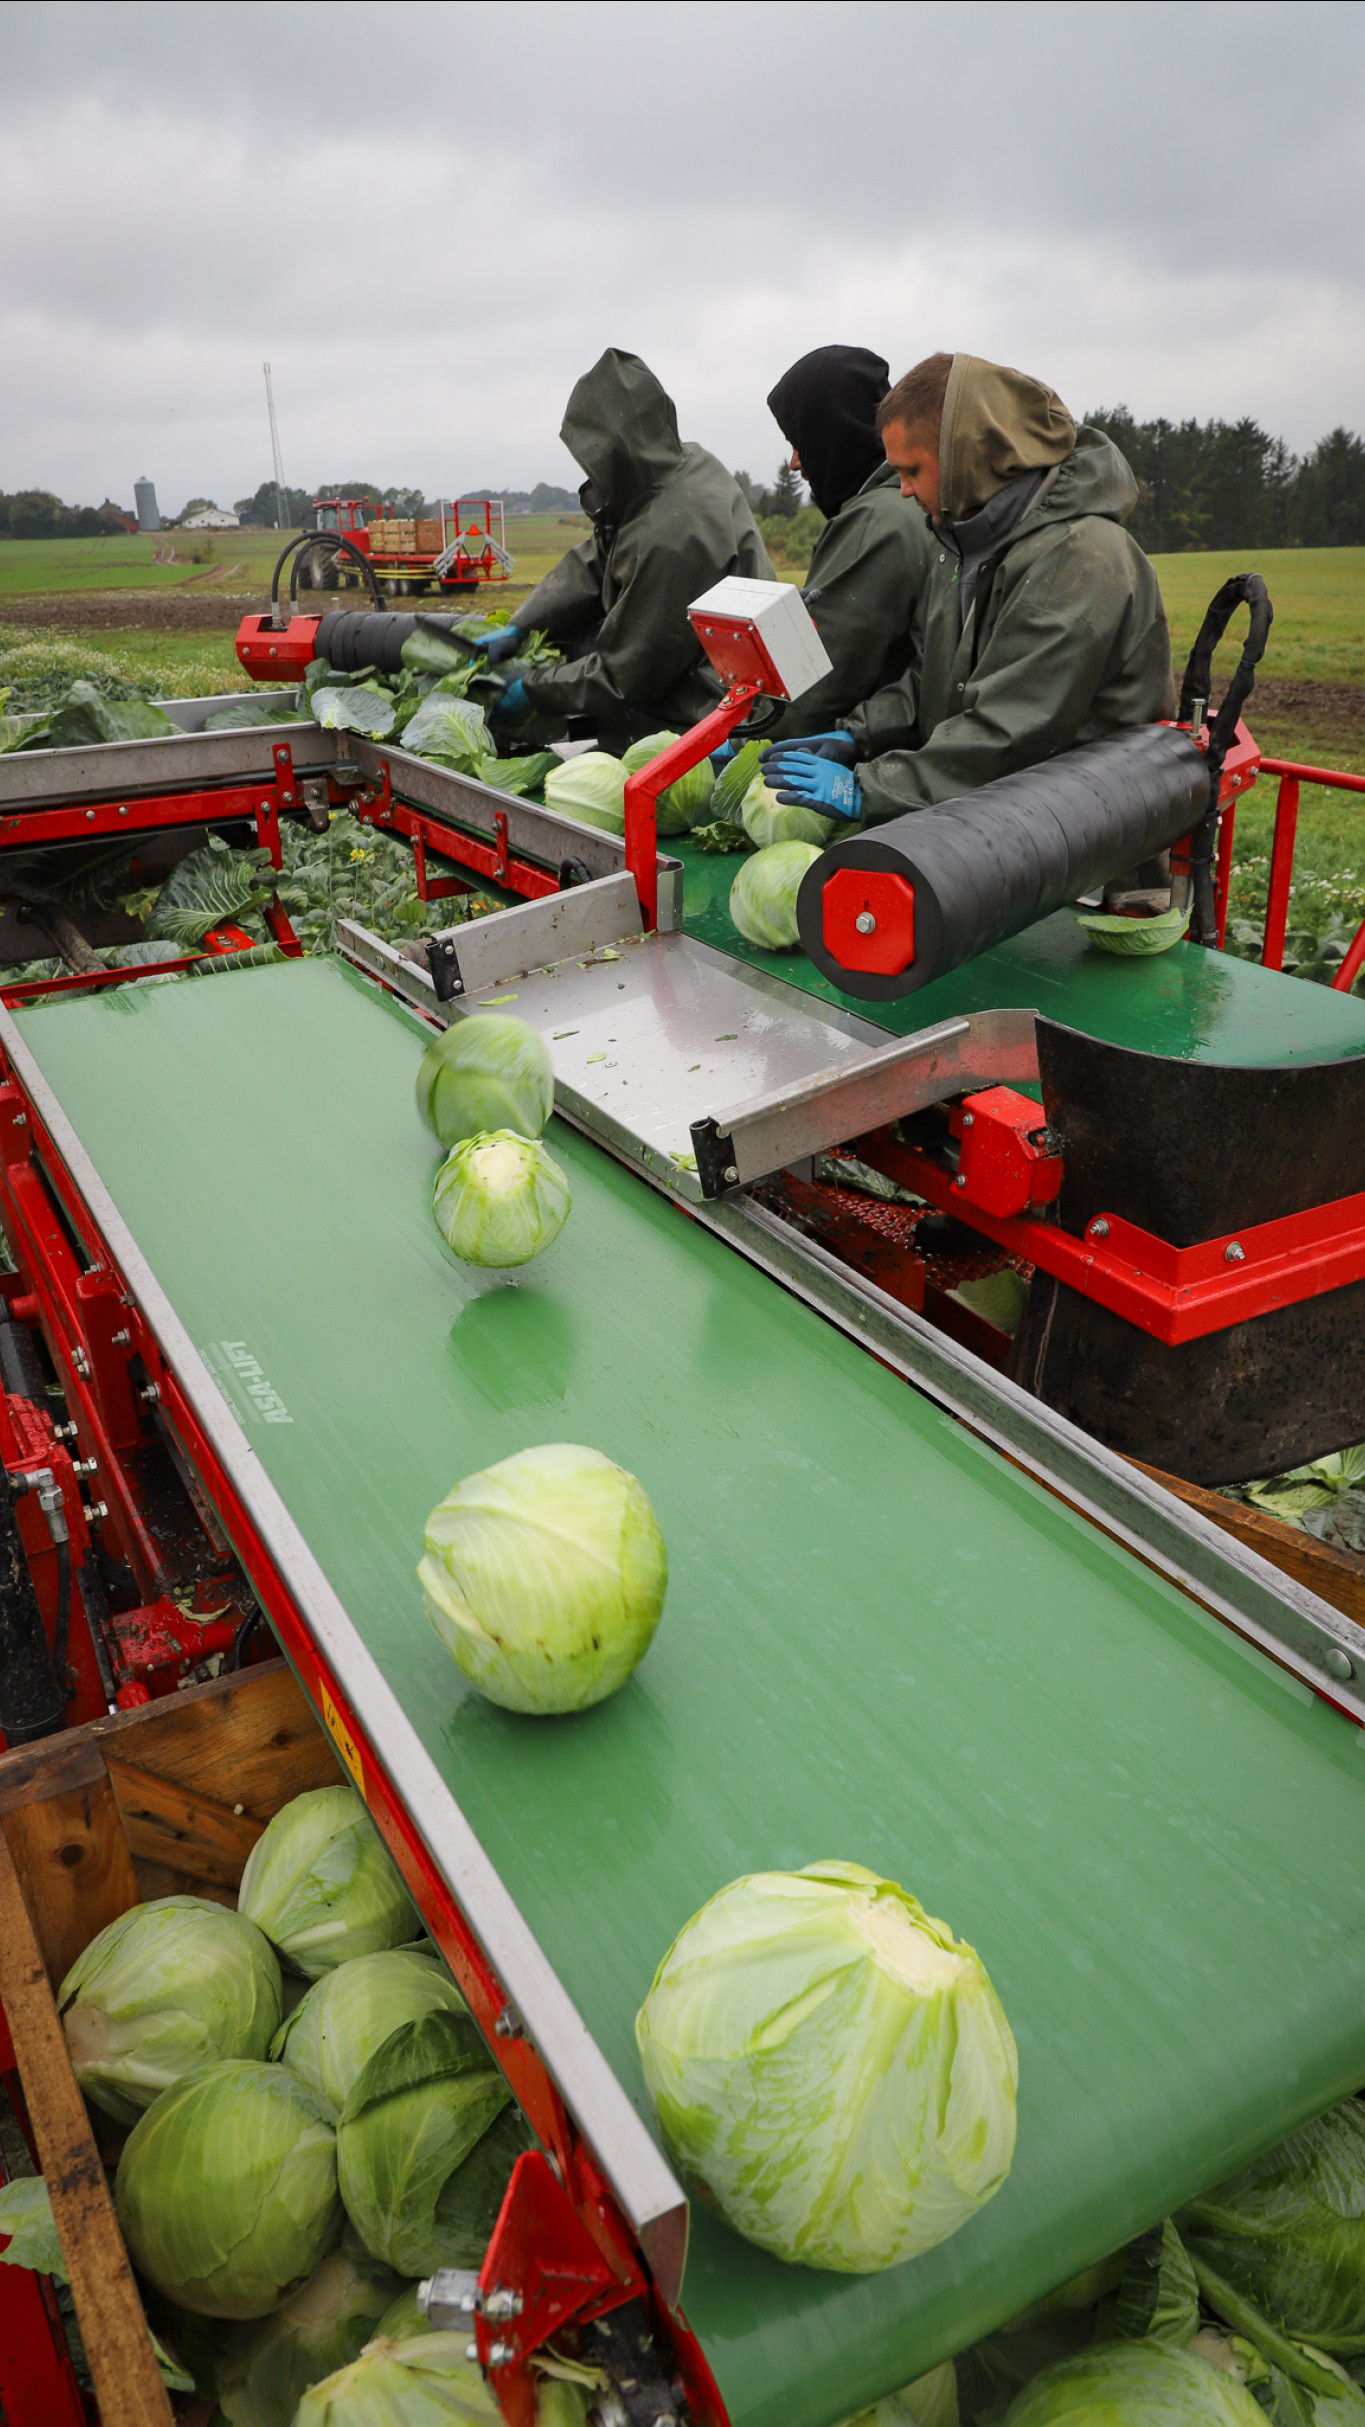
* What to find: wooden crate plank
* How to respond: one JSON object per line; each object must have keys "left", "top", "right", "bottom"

{"left": 3, "top": 1773, "right": 139, "bottom": 1989}
{"left": 1130, "top": 1458, "right": 1365, "bottom": 1626}
{"left": 105, "top": 1753, "right": 264, "bottom": 1889}
{"left": 0, "top": 1730, "right": 107, "bottom": 1818}
{"left": 86, "top": 1662, "right": 339, "bottom": 1816}
{"left": 0, "top": 1830, "right": 172, "bottom": 2427}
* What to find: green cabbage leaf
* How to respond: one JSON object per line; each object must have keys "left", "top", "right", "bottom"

{"left": 729, "top": 840, "right": 822, "bottom": 950}
{"left": 274, "top": 1947, "right": 468, "bottom": 2120}
{"left": 116, "top": 2057, "right": 341, "bottom": 2318}
{"left": 416, "top": 1015, "right": 552, "bottom": 1149}
{"left": 335, "top": 2010, "right": 529, "bottom": 2275}
{"left": 59, "top": 1893, "right": 282, "bottom": 2124}
{"left": 741, "top": 776, "right": 838, "bottom": 849}
{"left": 635, "top": 1858, "right": 1017, "bottom": 2273}
{"left": 293, "top": 2331, "right": 498, "bottom": 2425}
{"left": 213, "top": 2244, "right": 405, "bottom": 2427}
{"left": 419, "top": 1442, "right": 667, "bottom": 1715}
{"left": 1180, "top": 2100, "right": 1365, "bottom": 2354}
{"left": 239, "top": 1786, "right": 421, "bottom": 1979}
{"left": 1003, "top": 2340, "right": 1270, "bottom": 2427}
{"left": 432, "top": 1131, "right": 570, "bottom": 1269}
{"left": 543, "top": 753, "right": 627, "bottom": 833}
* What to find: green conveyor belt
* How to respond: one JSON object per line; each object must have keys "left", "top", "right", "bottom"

{"left": 677, "top": 840, "right": 1365, "bottom": 1065}
{"left": 15, "top": 959, "right": 1365, "bottom": 2427}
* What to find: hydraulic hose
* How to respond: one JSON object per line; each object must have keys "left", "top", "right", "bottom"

{"left": 52, "top": 1533, "right": 72, "bottom": 1693}
{"left": 1177, "top": 573, "right": 1274, "bottom": 945}
{"left": 269, "top": 530, "right": 384, "bottom": 623}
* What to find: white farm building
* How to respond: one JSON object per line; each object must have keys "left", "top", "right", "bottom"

{"left": 180, "top": 505, "right": 240, "bottom": 530}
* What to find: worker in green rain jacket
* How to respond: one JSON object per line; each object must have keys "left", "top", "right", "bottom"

{"left": 765, "top": 351, "right": 1174, "bottom": 829}
{"left": 485, "top": 348, "right": 772, "bottom": 753}
{"left": 765, "top": 344, "right": 936, "bottom": 738}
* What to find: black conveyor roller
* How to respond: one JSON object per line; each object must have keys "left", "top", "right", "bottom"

{"left": 798, "top": 724, "right": 1210, "bottom": 1000}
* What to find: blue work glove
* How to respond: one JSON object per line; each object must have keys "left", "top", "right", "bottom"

{"left": 490, "top": 675, "right": 528, "bottom": 725}
{"left": 710, "top": 740, "right": 737, "bottom": 769}
{"left": 773, "top": 752, "right": 862, "bottom": 820}
{"left": 764, "top": 730, "right": 857, "bottom": 772}
{"left": 481, "top": 624, "right": 522, "bottom": 667}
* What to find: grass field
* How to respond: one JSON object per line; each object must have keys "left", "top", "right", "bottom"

{"left": 1150, "top": 548, "right": 1365, "bottom": 688}
{"left": 0, "top": 516, "right": 588, "bottom": 603}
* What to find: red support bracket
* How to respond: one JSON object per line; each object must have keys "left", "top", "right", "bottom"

{"left": 866, "top": 1128, "right": 1365, "bottom": 1348}
{"left": 474, "top": 2151, "right": 643, "bottom": 2427}
{"left": 623, "top": 680, "right": 765, "bottom": 933}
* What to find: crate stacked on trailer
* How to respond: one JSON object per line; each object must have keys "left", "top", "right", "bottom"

{"left": 307, "top": 497, "right": 513, "bottom": 600}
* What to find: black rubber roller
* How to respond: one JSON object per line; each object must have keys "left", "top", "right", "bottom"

{"left": 313, "top": 610, "right": 459, "bottom": 676}
{"left": 796, "top": 725, "right": 1210, "bottom": 1000}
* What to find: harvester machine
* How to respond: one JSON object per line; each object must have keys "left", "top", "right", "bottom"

{"left": 0, "top": 557, "right": 1364, "bottom": 2427}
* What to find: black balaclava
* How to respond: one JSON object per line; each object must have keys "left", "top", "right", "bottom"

{"left": 766, "top": 345, "right": 891, "bottom": 519}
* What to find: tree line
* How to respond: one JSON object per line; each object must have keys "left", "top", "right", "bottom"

{"left": 6, "top": 416, "right": 1365, "bottom": 550}
{"left": 743, "top": 416, "right": 1365, "bottom": 552}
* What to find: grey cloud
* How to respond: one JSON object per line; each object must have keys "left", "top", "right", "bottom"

{"left": 3, "top": 0, "right": 1363, "bottom": 506}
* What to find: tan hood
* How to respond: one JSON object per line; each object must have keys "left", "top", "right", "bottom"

{"left": 939, "top": 355, "right": 1076, "bottom": 522}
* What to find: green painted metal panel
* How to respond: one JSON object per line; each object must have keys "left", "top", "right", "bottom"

{"left": 14, "top": 960, "right": 1365, "bottom": 2427}
{"left": 679, "top": 841, "right": 1365, "bottom": 1066}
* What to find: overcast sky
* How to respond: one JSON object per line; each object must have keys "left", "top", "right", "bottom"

{"left": 4, "top": 0, "right": 1363, "bottom": 516}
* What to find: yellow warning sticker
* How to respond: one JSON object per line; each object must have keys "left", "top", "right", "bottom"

{"left": 320, "top": 1687, "right": 365, "bottom": 1797}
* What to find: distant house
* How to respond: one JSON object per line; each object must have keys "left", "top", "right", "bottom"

{"left": 180, "top": 505, "right": 240, "bottom": 530}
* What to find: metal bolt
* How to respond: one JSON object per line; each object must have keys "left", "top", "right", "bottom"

{"left": 85, "top": 810, "right": 95, "bottom": 822}
{"left": 854, "top": 911, "right": 877, "bottom": 935}
{"left": 110, "top": 1328, "right": 131, "bottom": 1347}
{"left": 722, "top": 1165, "right": 739, "bottom": 1186}
{"left": 961, "top": 1112, "right": 974, "bottom": 1128}
{"left": 483, "top": 2288, "right": 523, "bottom": 2320}
{"left": 493, "top": 2005, "right": 522, "bottom": 2039}
{"left": 72, "top": 1458, "right": 97, "bottom": 1477}
{"left": 85, "top": 1500, "right": 108, "bottom": 1522}
{"left": 486, "top": 2342, "right": 514, "bottom": 2367}
{"left": 118, "top": 805, "right": 127, "bottom": 816}
{"left": 12, "top": 1113, "right": 25, "bottom": 1129}
{"left": 1090, "top": 1218, "right": 1110, "bottom": 1239}
{"left": 1324, "top": 1646, "right": 1355, "bottom": 1683}
{"left": 140, "top": 1382, "right": 160, "bottom": 1403}
{"left": 72, "top": 1348, "right": 89, "bottom": 1376}
{"left": 954, "top": 1173, "right": 966, "bottom": 1189}
{"left": 1224, "top": 1241, "right": 1245, "bottom": 1263}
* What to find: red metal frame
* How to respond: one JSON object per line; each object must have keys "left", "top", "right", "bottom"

{"left": 862, "top": 1115, "right": 1365, "bottom": 1349}
{"left": 1248, "top": 759, "right": 1365, "bottom": 988}
{"left": 0, "top": 739, "right": 304, "bottom": 998}
{"left": 344, "top": 756, "right": 560, "bottom": 907}
{"left": 623, "top": 681, "right": 765, "bottom": 931}
{"left": 0, "top": 2039, "right": 89, "bottom": 2427}
{"left": 0, "top": 1054, "right": 725, "bottom": 2423}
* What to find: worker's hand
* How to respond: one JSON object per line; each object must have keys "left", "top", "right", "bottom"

{"left": 773, "top": 753, "right": 862, "bottom": 820}
{"left": 763, "top": 730, "right": 857, "bottom": 775}
{"left": 481, "top": 624, "right": 523, "bottom": 667}
{"left": 490, "top": 676, "right": 529, "bottom": 725}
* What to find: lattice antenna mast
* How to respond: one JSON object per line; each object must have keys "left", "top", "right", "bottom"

{"left": 263, "top": 362, "right": 289, "bottom": 529}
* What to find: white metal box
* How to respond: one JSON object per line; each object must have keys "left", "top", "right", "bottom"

{"left": 687, "top": 577, "right": 833, "bottom": 703}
